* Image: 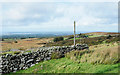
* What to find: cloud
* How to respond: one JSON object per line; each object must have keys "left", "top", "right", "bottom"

{"left": 2, "top": 3, "right": 64, "bottom": 26}
{"left": 2, "top": 2, "right": 118, "bottom": 32}
{"left": 0, "top": 4, "right": 2, "bottom": 35}
{"left": 0, "top": 0, "right": 119, "bottom": 2}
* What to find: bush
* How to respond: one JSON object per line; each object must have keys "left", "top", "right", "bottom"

{"left": 14, "top": 51, "right": 21, "bottom": 54}
{"left": 2, "top": 38, "right": 4, "bottom": 41}
{"left": 20, "top": 38, "right": 26, "bottom": 39}
{"left": 0, "top": 38, "right": 4, "bottom": 41}
{"left": 29, "top": 37, "right": 35, "bottom": 38}
{"left": 106, "top": 35, "right": 112, "bottom": 39}
{"left": 68, "top": 36, "right": 74, "bottom": 39}
{"left": 14, "top": 40, "right": 18, "bottom": 43}
{"left": 53, "top": 37, "right": 64, "bottom": 42}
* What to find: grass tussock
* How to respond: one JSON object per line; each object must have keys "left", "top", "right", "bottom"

{"left": 51, "top": 51, "right": 63, "bottom": 59}
{"left": 65, "top": 43, "right": 119, "bottom": 64}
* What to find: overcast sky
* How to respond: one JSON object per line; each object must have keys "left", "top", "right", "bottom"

{"left": 1, "top": 2, "right": 118, "bottom": 33}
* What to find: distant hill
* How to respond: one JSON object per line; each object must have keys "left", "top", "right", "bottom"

{"left": 84, "top": 32, "right": 120, "bottom": 35}
{"left": 64, "top": 32, "right": 120, "bottom": 38}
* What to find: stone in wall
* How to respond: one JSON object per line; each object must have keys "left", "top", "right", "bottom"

{"left": 0, "top": 44, "right": 89, "bottom": 74}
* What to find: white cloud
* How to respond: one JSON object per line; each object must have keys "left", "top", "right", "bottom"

{"left": 0, "top": 4, "right": 2, "bottom": 35}
{"left": 2, "top": 2, "right": 118, "bottom": 32}
{"left": 6, "top": 8, "right": 25, "bottom": 20}
{"left": 0, "top": 0, "right": 119, "bottom": 2}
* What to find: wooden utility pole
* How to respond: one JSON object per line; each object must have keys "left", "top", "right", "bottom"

{"left": 74, "top": 21, "right": 76, "bottom": 47}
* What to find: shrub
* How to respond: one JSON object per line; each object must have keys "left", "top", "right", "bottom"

{"left": 14, "top": 51, "right": 21, "bottom": 54}
{"left": 53, "top": 37, "right": 64, "bottom": 42}
{"left": 106, "top": 35, "right": 112, "bottom": 39}
{"left": 14, "top": 40, "right": 18, "bottom": 43}
{"left": 68, "top": 36, "right": 74, "bottom": 39}
{"left": 0, "top": 38, "right": 4, "bottom": 41}
{"left": 20, "top": 38, "right": 26, "bottom": 39}
{"left": 29, "top": 37, "right": 35, "bottom": 38}
{"left": 2, "top": 38, "right": 4, "bottom": 41}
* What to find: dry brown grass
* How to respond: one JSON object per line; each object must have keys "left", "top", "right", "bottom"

{"left": 87, "top": 45, "right": 119, "bottom": 64}
{"left": 85, "top": 32, "right": 120, "bottom": 35}
{"left": 66, "top": 42, "right": 119, "bottom": 64}
{"left": 1, "top": 38, "right": 53, "bottom": 51}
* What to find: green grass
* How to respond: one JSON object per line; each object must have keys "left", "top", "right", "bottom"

{"left": 88, "top": 35, "right": 107, "bottom": 38}
{"left": 88, "top": 35, "right": 102, "bottom": 38}
{"left": 71, "top": 38, "right": 82, "bottom": 40}
{"left": 10, "top": 58, "right": 119, "bottom": 73}
{"left": 9, "top": 43, "right": 120, "bottom": 74}
{"left": 65, "top": 43, "right": 119, "bottom": 64}
{"left": 0, "top": 51, "right": 21, "bottom": 56}
{"left": 46, "top": 35, "right": 120, "bottom": 47}
{"left": 70, "top": 35, "right": 106, "bottom": 40}
{"left": 64, "top": 38, "right": 68, "bottom": 40}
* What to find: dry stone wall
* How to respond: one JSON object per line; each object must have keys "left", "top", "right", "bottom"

{"left": 0, "top": 44, "right": 89, "bottom": 74}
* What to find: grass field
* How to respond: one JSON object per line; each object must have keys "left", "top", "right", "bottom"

{"left": 9, "top": 42, "right": 120, "bottom": 74}
{"left": 11, "top": 58, "right": 119, "bottom": 73}
{"left": 88, "top": 35, "right": 106, "bottom": 38}
{"left": 66, "top": 42, "right": 119, "bottom": 64}
{"left": 2, "top": 32, "right": 120, "bottom": 74}
{"left": 70, "top": 35, "right": 106, "bottom": 40}
{"left": 1, "top": 38, "right": 53, "bottom": 51}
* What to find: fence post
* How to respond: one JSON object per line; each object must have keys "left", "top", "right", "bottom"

{"left": 74, "top": 21, "right": 76, "bottom": 48}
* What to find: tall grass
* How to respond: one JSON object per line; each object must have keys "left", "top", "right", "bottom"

{"left": 65, "top": 43, "right": 119, "bottom": 64}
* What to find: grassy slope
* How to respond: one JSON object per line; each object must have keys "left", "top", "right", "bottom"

{"left": 64, "top": 35, "right": 103, "bottom": 40}
{"left": 70, "top": 35, "right": 106, "bottom": 40}
{"left": 66, "top": 43, "right": 119, "bottom": 64}
{"left": 3, "top": 33, "right": 119, "bottom": 74}
{"left": 12, "top": 58, "right": 119, "bottom": 73}
{"left": 10, "top": 42, "right": 119, "bottom": 74}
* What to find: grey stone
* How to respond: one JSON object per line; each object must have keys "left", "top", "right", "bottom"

{"left": 14, "top": 68, "right": 17, "bottom": 71}
{"left": 31, "top": 64, "right": 35, "bottom": 67}
{"left": 19, "top": 63, "right": 24, "bottom": 68}
{"left": 1, "top": 44, "right": 89, "bottom": 74}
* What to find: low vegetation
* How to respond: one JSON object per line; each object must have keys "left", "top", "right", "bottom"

{"left": 11, "top": 58, "right": 119, "bottom": 73}
{"left": 53, "top": 37, "right": 64, "bottom": 42}
{"left": 8, "top": 42, "right": 120, "bottom": 73}
{"left": 46, "top": 35, "right": 120, "bottom": 47}
{"left": 2, "top": 32, "right": 120, "bottom": 73}
{"left": 65, "top": 43, "right": 119, "bottom": 64}
{"left": 51, "top": 51, "right": 63, "bottom": 59}
{"left": 14, "top": 40, "right": 18, "bottom": 43}
{"left": 0, "top": 51, "right": 21, "bottom": 56}
{"left": 1, "top": 38, "right": 53, "bottom": 51}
